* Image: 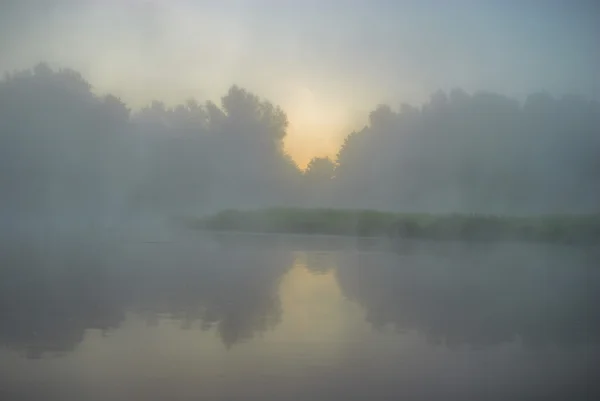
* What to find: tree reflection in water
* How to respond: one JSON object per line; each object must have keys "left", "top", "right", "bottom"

{"left": 1, "top": 237, "right": 599, "bottom": 359}
{"left": 336, "top": 242, "right": 600, "bottom": 347}
{"left": 0, "top": 236, "right": 295, "bottom": 356}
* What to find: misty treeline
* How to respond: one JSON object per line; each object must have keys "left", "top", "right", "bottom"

{"left": 1, "top": 64, "right": 599, "bottom": 228}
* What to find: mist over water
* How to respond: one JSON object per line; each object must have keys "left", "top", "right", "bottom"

{"left": 1, "top": 2, "right": 599, "bottom": 400}
{"left": 0, "top": 64, "right": 599, "bottom": 236}
{"left": 0, "top": 236, "right": 599, "bottom": 400}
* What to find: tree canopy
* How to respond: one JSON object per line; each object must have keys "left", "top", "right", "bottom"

{"left": 1, "top": 63, "right": 598, "bottom": 229}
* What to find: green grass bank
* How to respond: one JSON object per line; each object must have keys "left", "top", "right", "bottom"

{"left": 187, "top": 208, "right": 600, "bottom": 245}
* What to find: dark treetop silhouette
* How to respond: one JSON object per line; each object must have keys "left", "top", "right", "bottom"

{"left": 1, "top": 63, "right": 599, "bottom": 232}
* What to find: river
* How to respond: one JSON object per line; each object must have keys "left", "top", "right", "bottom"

{"left": 1, "top": 233, "right": 598, "bottom": 400}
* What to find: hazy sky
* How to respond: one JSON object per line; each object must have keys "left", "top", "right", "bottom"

{"left": 1, "top": 0, "right": 598, "bottom": 166}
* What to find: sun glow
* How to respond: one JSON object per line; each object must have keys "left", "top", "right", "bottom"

{"left": 282, "top": 86, "right": 352, "bottom": 169}
{"left": 272, "top": 252, "right": 367, "bottom": 345}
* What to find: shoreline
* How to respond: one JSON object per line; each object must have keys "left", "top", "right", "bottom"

{"left": 187, "top": 208, "right": 600, "bottom": 245}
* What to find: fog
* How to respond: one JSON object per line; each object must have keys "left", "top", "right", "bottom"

{"left": 2, "top": 4, "right": 599, "bottom": 400}
{"left": 1, "top": 1, "right": 599, "bottom": 165}
{"left": 1, "top": 236, "right": 599, "bottom": 400}
{"left": 0, "top": 63, "right": 598, "bottom": 236}
{"left": 1, "top": 236, "right": 599, "bottom": 355}
{"left": 0, "top": 2, "right": 598, "bottom": 229}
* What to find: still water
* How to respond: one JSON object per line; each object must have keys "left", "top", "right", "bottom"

{"left": 1, "top": 233, "right": 599, "bottom": 400}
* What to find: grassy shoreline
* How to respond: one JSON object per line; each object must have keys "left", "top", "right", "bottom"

{"left": 187, "top": 208, "right": 600, "bottom": 245}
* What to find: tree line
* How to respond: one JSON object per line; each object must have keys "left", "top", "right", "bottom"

{"left": 1, "top": 63, "right": 598, "bottom": 228}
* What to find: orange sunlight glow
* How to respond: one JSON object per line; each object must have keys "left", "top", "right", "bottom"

{"left": 273, "top": 252, "right": 367, "bottom": 345}
{"left": 282, "top": 86, "right": 350, "bottom": 169}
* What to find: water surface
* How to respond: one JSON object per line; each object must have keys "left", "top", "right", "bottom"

{"left": 1, "top": 233, "right": 598, "bottom": 400}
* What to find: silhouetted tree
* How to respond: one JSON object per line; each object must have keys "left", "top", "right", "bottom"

{"left": 0, "top": 63, "right": 133, "bottom": 228}
{"left": 1, "top": 63, "right": 598, "bottom": 224}
{"left": 334, "top": 90, "right": 600, "bottom": 213}
{"left": 303, "top": 156, "right": 336, "bottom": 205}
{"left": 131, "top": 84, "right": 302, "bottom": 214}
{"left": 305, "top": 157, "right": 336, "bottom": 180}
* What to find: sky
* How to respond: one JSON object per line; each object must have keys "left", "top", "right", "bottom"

{"left": 0, "top": 0, "right": 598, "bottom": 167}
